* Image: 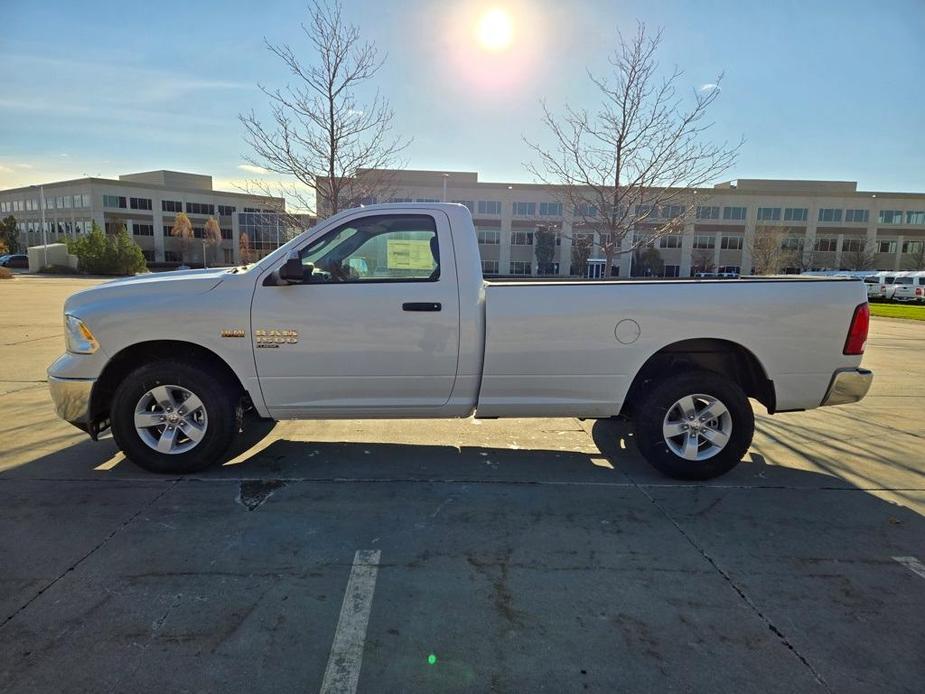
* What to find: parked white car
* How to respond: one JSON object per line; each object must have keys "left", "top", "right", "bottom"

{"left": 893, "top": 271, "right": 925, "bottom": 303}
{"left": 47, "top": 203, "right": 873, "bottom": 481}
{"left": 880, "top": 272, "right": 902, "bottom": 300}
{"left": 863, "top": 273, "right": 884, "bottom": 300}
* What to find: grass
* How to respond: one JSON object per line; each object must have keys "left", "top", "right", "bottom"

{"left": 869, "top": 302, "right": 925, "bottom": 321}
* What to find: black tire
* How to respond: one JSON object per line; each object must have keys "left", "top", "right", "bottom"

{"left": 111, "top": 360, "right": 239, "bottom": 474}
{"left": 633, "top": 370, "right": 754, "bottom": 481}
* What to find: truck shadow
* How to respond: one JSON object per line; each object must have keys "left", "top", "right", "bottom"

{"left": 3, "top": 415, "right": 922, "bottom": 508}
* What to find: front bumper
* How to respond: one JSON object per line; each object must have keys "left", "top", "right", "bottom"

{"left": 821, "top": 368, "right": 873, "bottom": 407}
{"left": 48, "top": 375, "right": 95, "bottom": 426}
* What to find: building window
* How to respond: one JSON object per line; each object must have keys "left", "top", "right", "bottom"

{"left": 818, "top": 208, "right": 842, "bottom": 223}
{"left": 221, "top": 228, "right": 232, "bottom": 240}
{"left": 513, "top": 202, "right": 536, "bottom": 216}
{"left": 186, "top": 202, "right": 215, "bottom": 215}
{"left": 165, "top": 251, "right": 182, "bottom": 262}
{"left": 132, "top": 223, "right": 154, "bottom": 236}
{"left": 878, "top": 210, "right": 903, "bottom": 224}
{"left": 162, "top": 225, "right": 173, "bottom": 236}
{"left": 842, "top": 238, "right": 865, "bottom": 252}
{"left": 906, "top": 211, "right": 925, "bottom": 225}
{"left": 103, "top": 195, "right": 126, "bottom": 208}
{"left": 757, "top": 207, "right": 781, "bottom": 221}
{"left": 878, "top": 240, "right": 897, "bottom": 254}
{"left": 477, "top": 200, "right": 502, "bottom": 215}
{"left": 718, "top": 265, "right": 740, "bottom": 274}
{"left": 509, "top": 261, "right": 532, "bottom": 275}
{"left": 141, "top": 250, "right": 155, "bottom": 262}
{"left": 481, "top": 259, "right": 499, "bottom": 275}
{"left": 537, "top": 262, "right": 560, "bottom": 275}
{"left": 539, "top": 201, "right": 562, "bottom": 216}
{"left": 218, "top": 205, "right": 236, "bottom": 216}
{"left": 693, "top": 235, "right": 715, "bottom": 249}
{"left": 223, "top": 248, "right": 235, "bottom": 264}
{"left": 784, "top": 207, "right": 808, "bottom": 222}
{"left": 662, "top": 265, "right": 680, "bottom": 277}
{"left": 415, "top": 198, "right": 440, "bottom": 203}
{"left": 162, "top": 200, "right": 182, "bottom": 213}
{"left": 452, "top": 200, "right": 474, "bottom": 213}
{"left": 130, "top": 197, "right": 152, "bottom": 210}
{"left": 781, "top": 237, "right": 804, "bottom": 251}
{"left": 658, "top": 235, "right": 681, "bottom": 249}
{"left": 511, "top": 231, "right": 533, "bottom": 245}
{"left": 723, "top": 206, "right": 747, "bottom": 221}
{"left": 902, "top": 241, "right": 924, "bottom": 254}
{"left": 661, "top": 205, "right": 685, "bottom": 219}
{"left": 845, "top": 209, "right": 869, "bottom": 223}
{"left": 574, "top": 203, "right": 598, "bottom": 217}
{"left": 477, "top": 229, "right": 500, "bottom": 245}
{"left": 814, "top": 237, "right": 838, "bottom": 252}
{"left": 389, "top": 197, "right": 413, "bottom": 203}
{"left": 635, "top": 204, "right": 657, "bottom": 219}
{"left": 720, "top": 235, "right": 743, "bottom": 250}
{"left": 358, "top": 196, "right": 378, "bottom": 205}
{"left": 696, "top": 206, "right": 720, "bottom": 220}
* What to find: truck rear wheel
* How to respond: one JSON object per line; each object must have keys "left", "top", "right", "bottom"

{"left": 110, "top": 360, "right": 238, "bottom": 474}
{"left": 634, "top": 371, "right": 754, "bottom": 480}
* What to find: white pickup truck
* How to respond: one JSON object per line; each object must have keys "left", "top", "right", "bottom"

{"left": 48, "top": 203, "right": 873, "bottom": 480}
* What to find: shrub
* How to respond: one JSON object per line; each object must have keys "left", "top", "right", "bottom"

{"left": 67, "top": 223, "right": 147, "bottom": 275}
{"left": 0, "top": 267, "right": 12, "bottom": 280}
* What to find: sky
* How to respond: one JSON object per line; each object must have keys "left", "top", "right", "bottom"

{"left": 1, "top": 0, "right": 924, "bottom": 200}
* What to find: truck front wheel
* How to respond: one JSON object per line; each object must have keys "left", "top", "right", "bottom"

{"left": 634, "top": 371, "right": 754, "bottom": 480}
{"left": 110, "top": 360, "right": 238, "bottom": 474}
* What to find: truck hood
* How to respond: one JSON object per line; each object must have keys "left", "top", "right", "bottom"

{"left": 65, "top": 268, "right": 228, "bottom": 314}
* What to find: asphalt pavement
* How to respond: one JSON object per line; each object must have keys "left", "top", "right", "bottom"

{"left": 0, "top": 275, "right": 923, "bottom": 693}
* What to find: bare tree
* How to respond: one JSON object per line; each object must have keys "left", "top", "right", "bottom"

{"left": 690, "top": 249, "right": 715, "bottom": 275}
{"left": 239, "top": 232, "right": 255, "bottom": 264}
{"left": 748, "top": 225, "right": 799, "bottom": 275}
{"left": 525, "top": 23, "right": 740, "bottom": 276}
{"left": 842, "top": 239, "right": 877, "bottom": 271}
{"left": 570, "top": 233, "right": 594, "bottom": 276}
{"left": 902, "top": 241, "right": 925, "bottom": 270}
{"left": 202, "top": 217, "right": 223, "bottom": 267}
{"left": 170, "top": 212, "right": 194, "bottom": 265}
{"left": 240, "top": 0, "right": 408, "bottom": 219}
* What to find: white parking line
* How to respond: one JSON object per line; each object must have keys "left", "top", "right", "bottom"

{"left": 94, "top": 453, "right": 124, "bottom": 471}
{"left": 893, "top": 556, "right": 925, "bottom": 580}
{"left": 320, "top": 549, "right": 382, "bottom": 694}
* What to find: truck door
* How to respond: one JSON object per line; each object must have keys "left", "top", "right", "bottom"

{"left": 251, "top": 210, "right": 460, "bottom": 416}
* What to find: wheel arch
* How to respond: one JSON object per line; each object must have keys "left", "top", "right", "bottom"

{"left": 621, "top": 338, "right": 776, "bottom": 416}
{"left": 90, "top": 340, "right": 248, "bottom": 425}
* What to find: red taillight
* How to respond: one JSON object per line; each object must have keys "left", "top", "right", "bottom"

{"left": 843, "top": 302, "right": 870, "bottom": 355}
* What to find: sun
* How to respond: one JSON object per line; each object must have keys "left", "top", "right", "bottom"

{"left": 476, "top": 8, "right": 513, "bottom": 52}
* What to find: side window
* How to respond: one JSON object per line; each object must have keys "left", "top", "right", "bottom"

{"left": 298, "top": 214, "right": 440, "bottom": 283}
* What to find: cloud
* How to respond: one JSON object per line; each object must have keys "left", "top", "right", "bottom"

{"left": 699, "top": 83, "right": 721, "bottom": 93}
{"left": 237, "top": 164, "right": 270, "bottom": 175}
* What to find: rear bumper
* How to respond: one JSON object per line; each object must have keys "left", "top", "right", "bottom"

{"left": 48, "top": 375, "right": 95, "bottom": 427}
{"left": 821, "top": 368, "right": 873, "bottom": 407}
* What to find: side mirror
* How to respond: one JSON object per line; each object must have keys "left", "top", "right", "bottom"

{"left": 279, "top": 256, "right": 307, "bottom": 283}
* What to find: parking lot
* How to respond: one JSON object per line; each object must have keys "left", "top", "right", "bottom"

{"left": 1, "top": 275, "right": 923, "bottom": 693}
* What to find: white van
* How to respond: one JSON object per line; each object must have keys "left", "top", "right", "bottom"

{"left": 893, "top": 271, "right": 925, "bottom": 303}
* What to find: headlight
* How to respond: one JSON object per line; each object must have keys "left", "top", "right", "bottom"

{"left": 64, "top": 315, "right": 99, "bottom": 354}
